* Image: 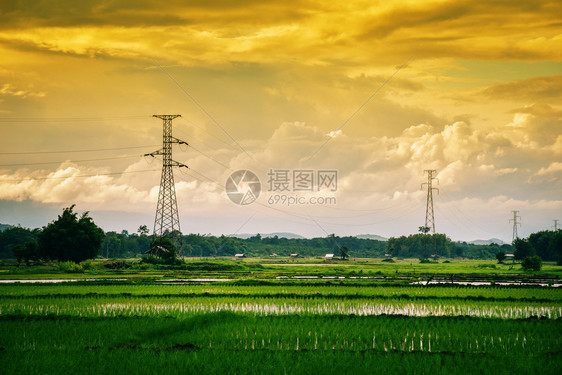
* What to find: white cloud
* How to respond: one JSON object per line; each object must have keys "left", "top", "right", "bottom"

{"left": 534, "top": 162, "right": 562, "bottom": 177}
{"left": 0, "top": 83, "right": 46, "bottom": 98}
{"left": 0, "top": 113, "right": 560, "bottom": 241}
{"left": 327, "top": 129, "right": 342, "bottom": 138}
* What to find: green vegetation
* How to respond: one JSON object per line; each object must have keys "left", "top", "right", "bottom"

{"left": 39, "top": 205, "right": 104, "bottom": 263}
{"left": 522, "top": 256, "right": 543, "bottom": 271}
{"left": 514, "top": 230, "right": 562, "bottom": 264}
{"left": 1, "top": 256, "right": 561, "bottom": 282}
{"left": 0, "top": 228, "right": 509, "bottom": 260}
{"left": 12, "top": 242, "right": 40, "bottom": 265}
{"left": 0, "top": 226, "right": 40, "bottom": 259}
{"left": 144, "top": 237, "right": 179, "bottom": 265}
{"left": 3, "top": 218, "right": 561, "bottom": 266}
{"left": 1, "top": 221, "right": 516, "bottom": 261}
{"left": 1, "top": 280, "right": 561, "bottom": 374}
{"left": 1, "top": 212, "right": 561, "bottom": 373}
{"left": 496, "top": 250, "right": 506, "bottom": 263}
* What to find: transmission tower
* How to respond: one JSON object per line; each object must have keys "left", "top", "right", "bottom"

{"left": 421, "top": 170, "right": 439, "bottom": 234}
{"left": 553, "top": 219, "right": 560, "bottom": 231}
{"left": 510, "top": 210, "right": 521, "bottom": 242}
{"left": 144, "top": 115, "right": 188, "bottom": 247}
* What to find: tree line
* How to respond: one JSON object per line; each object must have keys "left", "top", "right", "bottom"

{"left": 7, "top": 206, "right": 562, "bottom": 265}
{"left": 1, "top": 206, "right": 512, "bottom": 263}
{"left": 513, "top": 230, "right": 562, "bottom": 264}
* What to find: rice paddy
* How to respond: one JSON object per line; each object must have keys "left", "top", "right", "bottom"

{"left": 1, "top": 262, "right": 561, "bottom": 374}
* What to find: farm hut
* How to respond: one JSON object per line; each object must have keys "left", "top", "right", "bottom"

{"left": 269, "top": 253, "right": 278, "bottom": 257}
{"left": 234, "top": 253, "right": 245, "bottom": 258}
{"left": 325, "top": 254, "right": 334, "bottom": 259}
{"left": 145, "top": 245, "right": 170, "bottom": 257}
{"left": 290, "top": 253, "right": 299, "bottom": 258}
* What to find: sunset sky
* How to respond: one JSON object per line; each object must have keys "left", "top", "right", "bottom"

{"left": 1, "top": 0, "right": 561, "bottom": 243}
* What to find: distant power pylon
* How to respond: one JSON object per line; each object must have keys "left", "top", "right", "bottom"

{"left": 553, "top": 219, "right": 560, "bottom": 231}
{"left": 510, "top": 210, "right": 521, "bottom": 242}
{"left": 144, "top": 115, "right": 188, "bottom": 247}
{"left": 421, "top": 170, "right": 439, "bottom": 234}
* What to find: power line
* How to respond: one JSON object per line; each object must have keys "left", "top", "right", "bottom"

{"left": 176, "top": 116, "right": 243, "bottom": 152}
{"left": 0, "top": 145, "right": 159, "bottom": 155}
{"left": 189, "top": 144, "right": 233, "bottom": 171}
{"left": 0, "top": 154, "right": 142, "bottom": 167}
{"left": 438, "top": 190, "right": 500, "bottom": 239}
{"left": 307, "top": 56, "right": 413, "bottom": 161}
{"left": 181, "top": 165, "right": 420, "bottom": 228}
{"left": 173, "top": 121, "right": 270, "bottom": 175}
{"left": 0, "top": 115, "right": 149, "bottom": 123}
{"left": 0, "top": 169, "right": 160, "bottom": 182}
{"left": 150, "top": 58, "right": 254, "bottom": 160}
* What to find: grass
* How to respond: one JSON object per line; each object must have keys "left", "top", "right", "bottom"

{"left": 1, "top": 258, "right": 560, "bottom": 281}
{"left": 1, "top": 313, "right": 561, "bottom": 374}
{"left": 1, "top": 283, "right": 561, "bottom": 300}
{"left": 0, "top": 258, "right": 561, "bottom": 374}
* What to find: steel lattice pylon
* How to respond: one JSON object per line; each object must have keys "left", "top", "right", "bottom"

{"left": 145, "top": 115, "right": 188, "bottom": 247}
{"left": 510, "top": 210, "right": 521, "bottom": 243}
{"left": 421, "top": 170, "right": 439, "bottom": 234}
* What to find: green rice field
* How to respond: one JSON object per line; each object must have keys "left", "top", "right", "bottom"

{"left": 1, "top": 260, "right": 561, "bottom": 374}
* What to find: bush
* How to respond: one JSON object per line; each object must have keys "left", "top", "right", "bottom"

{"left": 140, "top": 255, "right": 182, "bottom": 266}
{"left": 478, "top": 264, "right": 496, "bottom": 269}
{"left": 521, "top": 256, "right": 542, "bottom": 271}
{"left": 496, "top": 251, "right": 506, "bottom": 263}
{"left": 57, "top": 261, "right": 84, "bottom": 273}
{"left": 104, "top": 261, "right": 131, "bottom": 269}
{"left": 140, "top": 255, "right": 160, "bottom": 265}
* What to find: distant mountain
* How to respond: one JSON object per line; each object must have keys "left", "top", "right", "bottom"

{"left": 231, "top": 232, "right": 306, "bottom": 239}
{"left": 468, "top": 238, "right": 506, "bottom": 245}
{"left": 0, "top": 223, "right": 14, "bottom": 232}
{"left": 356, "top": 234, "right": 388, "bottom": 241}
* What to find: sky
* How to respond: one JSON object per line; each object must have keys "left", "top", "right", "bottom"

{"left": 0, "top": 0, "right": 561, "bottom": 243}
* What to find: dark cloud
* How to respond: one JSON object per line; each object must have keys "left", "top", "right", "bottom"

{"left": 356, "top": 0, "right": 562, "bottom": 61}
{"left": 0, "top": 0, "right": 311, "bottom": 29}
{"left": 511, "top": 103, "right": 562, "bottom": 117}
{"left": 1, "top": 0, "right": 187, "bottom": 28}
{"left": 360, "top": 0, "right": 562, "bottom": 39}
{"left": 481, "top": 75, "right": 562, "bottom": 101}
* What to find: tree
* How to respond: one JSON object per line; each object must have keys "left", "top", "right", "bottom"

{"left": 137, "top": 225, "right": 149, "bottom": 236}
{"left": 0, "top": 226, "right": 39, "bottom": 259}
{"left": 13, "top": 242, "right": 40, "bottom": 265}
{"left": 339, "top": 246, "right": 350, "bottom": 260}
{"left": 39, "top": 205, "right": 104, "bottom": 263}
{"left": 496, "top": 251, "right": 506, "bottom": 264}
{"left": 521, "top": 255, "right": 542, "bottom": 271}
{"left": 513, "top": 238, "right": 534, "bottom": 260}
{"left": 418, "top": 226, "right": 430, "bottom": 234}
